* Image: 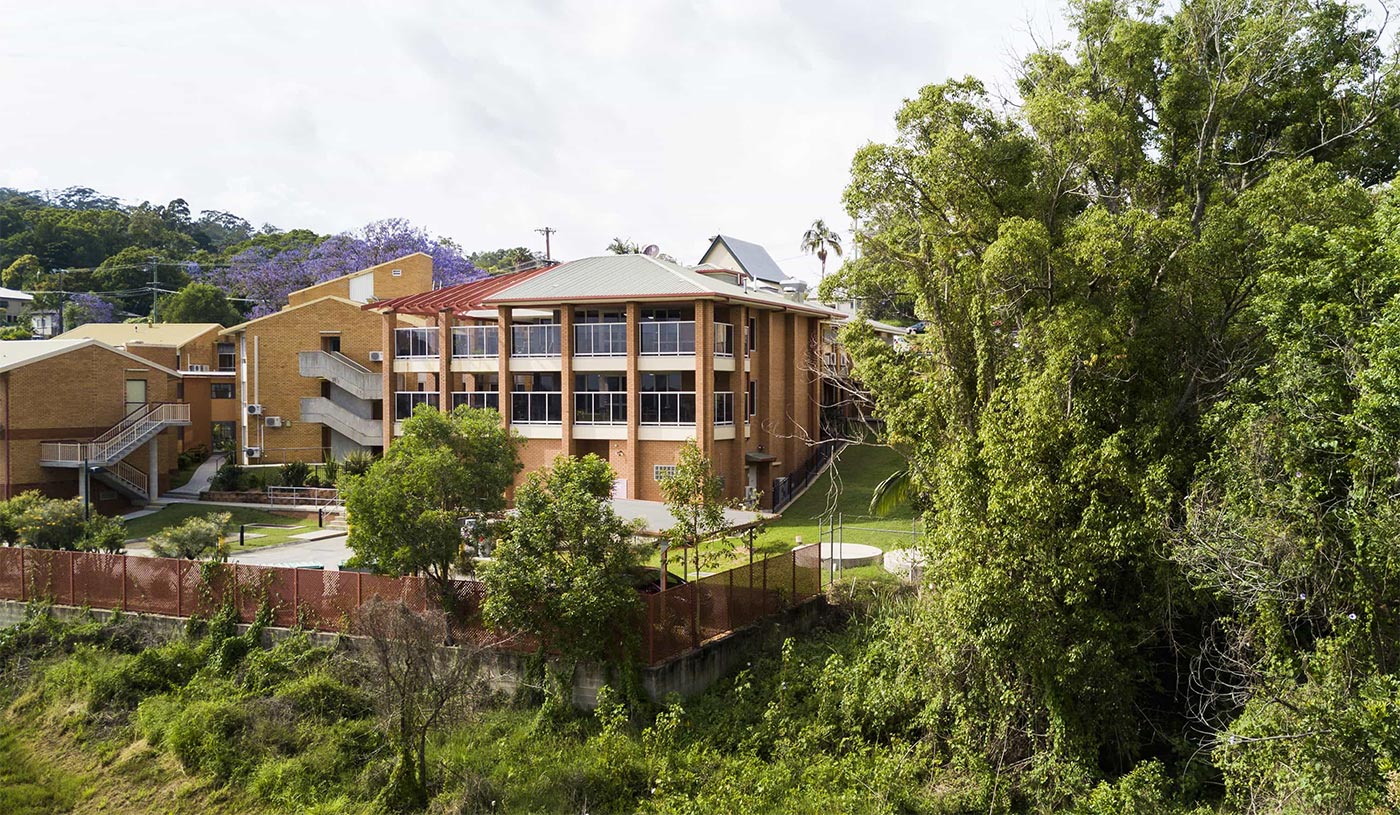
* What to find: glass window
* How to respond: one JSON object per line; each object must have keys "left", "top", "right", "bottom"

{"left": 748, "top": 380, "right": 758, "bottom": 417}
{"left": 217, "top": 342, "right": 237, "bottom": 371}
{"left": 211, "top": 383, "right": 235, "bottom": 399}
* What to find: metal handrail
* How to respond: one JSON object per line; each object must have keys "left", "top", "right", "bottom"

{"left": 574, "top": 323, "right": 627, "bottom": 356}
{"left": 106, "top": 459, "right": 149, "bottom": 495}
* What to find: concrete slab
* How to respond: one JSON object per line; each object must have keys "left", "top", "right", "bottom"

{"left": 226, "top": 536, "right": 353, "bottom": 570}
{"left": 291, "top": 528, "right": 345, "bottom": 541}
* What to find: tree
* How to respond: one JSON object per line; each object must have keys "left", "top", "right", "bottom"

{"left": 342, "top": 405, "right": 521, "bottom": 604}
{"left": 62, "top": 292, "right": 116, "bottom": 327}
{"left": 2, "top": 254, "right": 41, "bottom": 289}
{"left": 469, "top": 246, "right": 543, "bottom": 273}
{"left": 482, "top": 454, "right": 643, "bottom": 665}
{"left": 91, "top": 246, "right": 191, "bottom": 316}
{"left": 800, "top": 218, "right": 843, "bottom": 280}
{"left": 831, "top": 0, "right": 1400, "bottom": 805}
{"left": 158, "top": 282, "right": 242, "bottom": 325}
{"left": 354, "top": 599, "right": 490, "bottom": 813}
{"left": 148, "top": 512, "right": 231, "bottom": 560}
{"left": 606, "top": 237, "right": 640, "bottom": 254}
{"left": 658, "top": 440, "right": 730, "bottom": 584}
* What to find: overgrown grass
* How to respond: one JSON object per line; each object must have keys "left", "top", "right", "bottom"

{"left": 123, "top": 502, "right": 317, "bottom": 548}
{"left": 0, "top": 724, "right": 87, "bottom": 815}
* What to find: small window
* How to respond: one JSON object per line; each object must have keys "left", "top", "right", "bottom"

{"left": 392, "top": 268, "right": 402, "bottom": 277}
{"left": 748, "top": 380, "right": 757, "bottom": 417}
{"left": 654, "top": 464, "right": 678, "bottom": 482}
{"left": 211, "top": 383, "right": 235, "bottom": 399}
{"left": 216, "top": 342, "right": 236, "bottom": 371}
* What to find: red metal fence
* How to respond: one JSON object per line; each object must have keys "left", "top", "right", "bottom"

{"left": 643, "top": 543, "right": 824, "bottom": 665}
{"left": 0, "top": 544, "right": 823, "bottom": 666}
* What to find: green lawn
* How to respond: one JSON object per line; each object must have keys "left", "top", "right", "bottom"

{"left": 123, "top": 502, "right": 320, "bottom": 549}
{"left": 645, "top": 443, "right": 921, "bottom": 579}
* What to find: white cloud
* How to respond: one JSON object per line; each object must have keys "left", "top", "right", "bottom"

{"left": 0, "top": 0, "right": 1063, "bottom": 281}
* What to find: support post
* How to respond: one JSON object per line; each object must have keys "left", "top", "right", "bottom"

{"left": 148, "top": 435, "right": 159, "bottom": 502}
{"left": 177, "top": 560, "right": 183, "bottom": 617}
{"left": 121, "top": 555, "right": 128, "bottom": 611}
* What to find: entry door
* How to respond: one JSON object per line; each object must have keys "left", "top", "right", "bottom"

{"left": 612, "top": 478, "right": 628, "bottom": 500}
{"left": 125, "top": 378, "right": 148, "bottom": 416}
{"left": 747, "top": 465, "right": 758, "bottom": 491}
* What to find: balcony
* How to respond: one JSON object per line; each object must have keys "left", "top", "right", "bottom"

{"left": 511, "top": 324, "right": 561, "bottom": 358}
{"left": 451, "top": 391, "right": 500, "bottom": 411}
{"left": 574, "top": 323, "right": 627, "bottom": 356}
{"left": 452, "top": 326, "right": 499, "bottom": 358}
{"left": 639, "top": 391, "right": 696, "bottom": 425}
{"left": 714, "top": 323, "right": 734, "bottom": 357}
{"left": 575, "top": 391, "right": 627, "bottom": 425}
{"left": 395, "top": 327, "right": 439, "bottom": 359}
{"left": 510, "top": 391, "right": 562, "bottom": 424}
{"left": 714, "top": 391, "right": 735, "bottom": 425}
{"left": 640, "top": 321, "right": 695, "bottom": 355}
{"left": 394, "top": 391, "right": 439, "bottom": 421}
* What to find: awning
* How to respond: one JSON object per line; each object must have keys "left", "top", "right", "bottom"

{"left": 745, "top": 451, "right": 778, "bottom": 464}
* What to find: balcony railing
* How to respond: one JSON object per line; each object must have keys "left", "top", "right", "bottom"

{"left": 394, "top": 327, "right": 439, "bottom": 359}
{"left": 640, "top": 391, "right": 696, "bottom": 425}
{"left": 451, "top": 326, "right": 499, "bottom": 358}
{"left": 640, "top": 321, "right": 695, "bottom": 355}
{"left": 510, "top": 391, "right": 562, "bottom": 424}
{"left": 714, "top": 322, "right": 734, "bottom": 357}
{"left": 394, "top": 391, "right": 439, "bottom": 421}
{"left": 451, "top": 391, "right": 500, "bottom": 411}
{"left": 715, "top": 391, "right": 735, "bottom": 425}
{"left": 574, "top": 323, "right": 627, "bottom": 356}
{"left": 575, "top": 392, "right": 627, "bottom": 424}
{"left": 511, "top": 324, "right": 561, "bottom": 358}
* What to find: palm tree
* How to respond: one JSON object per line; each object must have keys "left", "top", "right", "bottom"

{"left": 800, "top": 219, "right": 844, "bottom": 279}
{"left": 869, "top": 467, "right": 911, "bottom": 517}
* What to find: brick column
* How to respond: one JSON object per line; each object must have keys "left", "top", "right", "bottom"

{"left": 437, "top": 312, "right": 452, "bottom": 413}
{"left": 381, "top": 311, "right": 395, "bottom": 449}
{"left": 694, "top": 301, "right": 714, "bottom": 455}
{"left": 733, "top": 304, "right": 749, "bottom": 499}
{"left": 560, "top": 306, "right": 575, "bottom": 457}
{"left": 497, "top": 307, "right": 512, "bottom": 429}
{"left": 808, "top": 317, "right": 822, "bottom": 442}
{"left": 783, "top": 312, "right": 797, "bottom": 468}
{"left": 625, "top": 301, "right": 641, "bottom": 495}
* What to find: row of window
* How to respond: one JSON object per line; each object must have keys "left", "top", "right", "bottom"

{"left": 394, "top": 315, "right": 759, "bottom": 359}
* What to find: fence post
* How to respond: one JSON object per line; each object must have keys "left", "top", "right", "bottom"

{"left": 791, "top": 550, "right": 796, "bottom": 603}
{"left": 177, "top": 560, "right": 183, "bottom": 617}
{"left": 292, "top": 567, "right": 299, "bottom": 625}
{"left": 646, "top": 594, "right": 654, "bottom": 665}
{"left": 690, "top": 585, "right": 699, "bottom": 651}
{"left": 727, "top": 567, "right": 734, "bottom": 633}
{"left": 121, "top": 554, "right": 128, "bottom": 611}
{"left": 762, "top": 555, "right": 768, "bottom": 616}
{"left": 356, "top": 571, "right": 363, "bottom": 608}
{"left": 68, "top": 550, "right": 75, "bottom": 605}
{"left": 18, "top": 547, "right": 25, "bottom": 602}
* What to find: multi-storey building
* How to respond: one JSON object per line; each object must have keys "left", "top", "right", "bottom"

{"left": 220, "top": 252, "right": 437, "bottom": 465}
{"left": 0, "top": 339, "right": 187, "bottom": 508}
{"left": 54, "top": 322, "right": 239, "bottom": 454}
{"left": 366, "top": 254, "right": 840, "bottom": 508}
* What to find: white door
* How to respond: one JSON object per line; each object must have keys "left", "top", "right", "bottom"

{"left": 612, "top": 478, "right": 628, "bottom": 500}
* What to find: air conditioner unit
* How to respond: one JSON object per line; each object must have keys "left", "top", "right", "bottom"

{"left": 245, "top": 446, "right": 262, "bottom": 459}
{"left": 368, "top": 351, "right": 384, "bottom": 362}
{"left": 246, "top": 404, "right": 263, "bottom": 416}
{"left": 187, "top": 363, "right": 209, "bottom": 372}
{"left": 264, "top": 416, "right": 283, "bottom": 428}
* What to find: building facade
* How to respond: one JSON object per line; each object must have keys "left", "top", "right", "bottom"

{"left": 368, "top": 255, "right": 837, "bottom": 508}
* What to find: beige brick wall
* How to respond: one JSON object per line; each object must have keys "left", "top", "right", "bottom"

{"left": 0, "top": 344, "right": 180, "bottom": 500}
{"left": 288, "top": 253, "right": 434, "bottom": 307}
{"left": 232, "top": 297, "right": 387, "bottom": 464}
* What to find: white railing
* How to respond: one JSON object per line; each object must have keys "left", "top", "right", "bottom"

{"left": 511, "top": 324, "right": 561, "bottom": 357}
{"left": 394, "top": 327, "right": 439, "bottom": 359}
{"left": 714, "top": 391, "right": 735, "bottom": 425}
{"left": 639, "top": 392, "right": 696, "bottom": 425}
{"left": 451, "top": 392, "right": 500, "bottom": 411}
{"left": 714, "top": 322, "right": 734, "bottom": 357}
{"left": 574, "top": 323, "right": 627, "bottom": 356}
{"left": 574, "top": 392, "right": 627, "bottom": 424}
{"left": 106, "top": 459, "right": 149, "bottom": 496}
{"left": 510, "top": 391, "right": 562, "bottom": 424}
{"left": 452, "top": 326, "right": 499, "bottom": 358}
{"left": 394, "top": 391, "right": 439, "bottom": 421}
{"left": 267, "top": 486, "right": 343, "bottom": 507}
{"left": 640, "top": 321, "right": 696, "bottom": 355}
{"left": 40, "top": 403, "right": 191, "bottom": 466}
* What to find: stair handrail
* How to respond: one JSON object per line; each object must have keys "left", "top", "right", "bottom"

{"left": 325, "top": 350, "right": 372, "bottom": 374}
{"left": 105, "top": 459, "right": 149, "bottom": 496}
{"left": 91, "top": 402, "right": 164, "bottom": 445}
{"left": 90, "top": 403, "right": 191, "bottom": 463}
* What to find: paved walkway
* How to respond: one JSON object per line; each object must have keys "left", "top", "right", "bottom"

{"left": 165, "top": 453, "right": 226, "bottom": 498}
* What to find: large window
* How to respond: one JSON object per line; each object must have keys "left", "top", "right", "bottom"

{"left": 395, "top": 327, "right": 439, "bottom": 358}
{"left": 211, "top": 421, "right": 236, "bottom": 449}
{"left": 575, "top": 374, "right": 627, "bottom": 424}
{"left": 211, "top": 383, "right": 235, "bottom": 399}
{"left": 639, "top": 321, "right": 695, "bottom": 355}
{"left": 511, "top": 372, "right": 561, "bottom": 424}
{"left": 394, "top": 391, "right": 439, "bottom": 420}
{"left": 510, "top": 323, "right": 561, "bottom": 357}
{"left": 217, "top": 342, "right": 236, "bottom": 371}
{"left": 640, "top": 373, "right": 694, "bottom": 425}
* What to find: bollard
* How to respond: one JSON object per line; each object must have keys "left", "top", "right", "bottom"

{"left": 318, "top": 508, "right": 324, "bottom": 528}
{"left": 239, "top": 524, "right": 245, "bottom": 547}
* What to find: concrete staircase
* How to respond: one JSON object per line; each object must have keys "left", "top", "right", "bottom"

{"left": 298, "top": 351, "right": 380, "bottom": 400}
{"left": 299, "top": 397, "right": 380, "bottom": 447}
{"left": 38, "top": 403, "right": 192, "bottom": 503}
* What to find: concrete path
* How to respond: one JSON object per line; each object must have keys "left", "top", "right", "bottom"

{"left": 224, "top": 535, "right": 353, "bottom": 570}
{"left": 166, "top": 452, "right": 227, "bottom": 498}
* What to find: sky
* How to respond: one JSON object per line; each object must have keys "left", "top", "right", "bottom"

{"left": 0, "top": 0, "right": 1065, "bottom": 282}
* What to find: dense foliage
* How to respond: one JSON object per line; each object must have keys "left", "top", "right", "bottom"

{"left": 821, "top": 0, "right": 1400, "bottom": 809}
{"left": 0, "top": 491, "right": 127, "bottom": 552}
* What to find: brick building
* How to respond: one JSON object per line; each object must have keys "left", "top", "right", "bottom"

{"left": 221, "top": 252, "right": 436, "bottom": 465}
{"left": 54, "top": 322, "right": 239, "bottom": 454}
{"left": 0, "top": 339, "right": 188, "bottom": 508}
{"left": 367, "top": 254, "right": 841, "bottom": 508}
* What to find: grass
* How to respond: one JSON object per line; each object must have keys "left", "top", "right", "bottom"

{"left": 122, "top": 502, "right": 319, "bottom": 549}
{"left": 0, "top": 723, "right": 87, "bottom": 815}
{"left": 644, "top": 443, "right": 921, "bottom": 580}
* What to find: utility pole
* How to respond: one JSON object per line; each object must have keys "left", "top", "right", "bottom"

{"left": 534, "top": 226, "right": 556, "bottom": 261}
{"left": 150, "top": 258, "right": 159, "bottom": 321}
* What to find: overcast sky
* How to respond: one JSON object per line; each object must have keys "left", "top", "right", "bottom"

{"left": 0, "top": 0, "right": 1063, "bottom": 282}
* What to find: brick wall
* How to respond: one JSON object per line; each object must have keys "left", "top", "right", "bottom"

{"left": 287, "top": 253, "right": 434, "bottom": 307}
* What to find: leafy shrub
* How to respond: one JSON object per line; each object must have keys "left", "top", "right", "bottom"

{"left": 81, "top": 513, "right": 127, "bottom": 553}
{"left": 149, "top": 512, "right": 231, "bottom": 560}
{"left": 165, "top": 697, "right": 254, "bottom": 782}
{"left": 0, "top": 490, "right": 47, "bottom": 544}
{"left": 274, "top": 671, "right": 374, "bottom": 720}
{"left": 16, "top": 497, "right": 87, "bottom": 550}
{"left": 280, "top": 461, "right": 311, "bottom": 488}
{"left": 305, "top": 473, "right": 322, "bottom": 488}
{"left": 321, "top": 457, "right": 339, "bottom": 486}
{"left": 340, "top": 451, "right": 374, "bottom": 477}
{"left": 210, "top": 460, "right": 245, "bottom": 491}
{"left": 249, "top": 720, "right": 386, "bottom": 809}
{"left": 241, "top": 634, "right": 334, "bottom": 693}
{"left": 89, "top": 637, "right": 205, "bottom": 710}
{"left": 178, "top": 445, "right": 211, "bottom": 470}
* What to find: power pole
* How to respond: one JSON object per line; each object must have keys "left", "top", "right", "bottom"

{"left": 534, "top": 226, "right": 556, "bottom": 261}
{"left": 150, "top": 259, "right": 159, "bottom": 321}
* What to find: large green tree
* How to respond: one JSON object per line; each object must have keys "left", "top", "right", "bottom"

{"left": 159, "top": 282, "right": 242, "bottom": 325}
{"left": 829, "top": 0, "right": 1400, "bottom": 806}
{"left": 343, "top": 406, "right": 521, "bottom": 604}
